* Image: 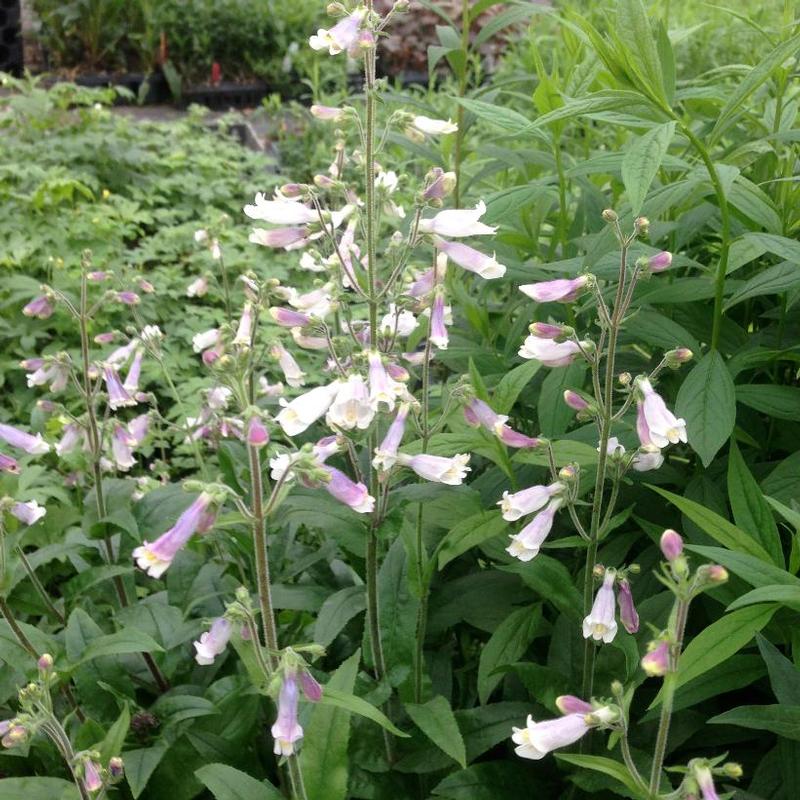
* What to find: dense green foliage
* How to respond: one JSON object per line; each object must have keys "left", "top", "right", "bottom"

{"left": 1, "top": 2, "right": 799, "bottom": 799}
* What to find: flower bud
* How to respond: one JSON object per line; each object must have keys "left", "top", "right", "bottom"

{"left": 393, "top": 0, "right": 410, "bottom": 10}
{"left": 660, "top": 529, "right": 684, "bottom": 561}
{"left": 326, "top": 2, "right": 346, "bottom": 15}
{"left": 558, "top": 464, "right": 577, "bottom": 482}
{"left": 280, "top": 183, "right": 305, "bottom": 198}
{"left": 707, "top": 564, "right": 728, "bottom": 583}
{"left": 634, "top": 216, "right": 650, "bottom": 235}
{"left": 665, "top": 347, "right": 693, "bottom": 368}
{"left": 38, "top": 653, "right": 54, "bottom": 673}
{"left": 618, "top": 372, "right": 632, "bottom": 386}
{"left": 563, "top": 390, "right": 589, "bottom": 411}
{"left": 601, "top": 209, "right": 618, "bottom": 223}
{"left": 556, "top": 695, "right": 592, "bottom": 715}
{"left": 108, "top": 757, "right": 124, "bottom": 780}
{"left": 641, "top": 640, "right": 670, "bottom": 677}
{"left": 648, "top": 250, "right": 672, "bottom": 272}
{"left": 592, "top": 563, "right": 605, "bottom": 579}
{"left": 722, "top": 762, "right": 743, "bottom": 779}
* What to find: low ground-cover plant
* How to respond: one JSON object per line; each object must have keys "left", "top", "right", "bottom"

{"left": 1, "top": 2, "right": 799, "bottom": 800}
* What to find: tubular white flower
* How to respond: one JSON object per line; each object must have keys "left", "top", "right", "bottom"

{"left": 271, "top": 342, "right": 306, "bottom": 388}
{"left": 276, "top": 381, "right": 341, "bottom": 436}
{"left": 506, "top": 499, "right": 562, "bottom": 562}
{"left": 308, "top": 8, "right": 366, "bottom": 56}
{"left": 582, "top": 570, "right": 618, "bottom": 644}
{"left": 395, "top": 452, "right": 471, "bottom": 485}
{"left": 636, "top": 378, "right": 687, "bottom": 448}
{"left": 417, "top": 201, "right": 496, "bottom": 237}
{"left": 512, "top": 713, "right": 589, "bottom": 760}
{"left": 409, "top": 115, "right": 458, "bottom": 136}
{"left": 244, "top": 192, "right": 318, "bottom": 225}
{"left": 518, "top": 336, "right": 584, "bottom": 367}
{"left": 433, "top": 237, "right": 506, "bottom": 279}
{"left": 194, "top": 618, "right": 232, "bottom": 665}
{"left": 326, "top": 375, "right": 375, "bottom": 431}
{"left": 499, "top": 482, "right": 562, "bottom": 521}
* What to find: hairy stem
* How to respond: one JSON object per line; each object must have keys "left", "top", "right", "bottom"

{"left": 79, "top": 266, "right": 169, "bottom": 692}
{"left": 580, "top": 236, "right": 629, "bottom": 706}
{"left": 649, "top": 599, "right": 690, "bottom": 793}
{"left": 16, "top": 547, "right": 66, "bottom": 625}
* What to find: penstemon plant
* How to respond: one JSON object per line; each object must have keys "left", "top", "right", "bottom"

{"left": 3, "top": 3, "right": 796, "bottom": 799}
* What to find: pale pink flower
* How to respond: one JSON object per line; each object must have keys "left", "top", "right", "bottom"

{"left": 194, "top": 617, "right": 232, "bottom": 665}
{"left": 323, "top": 466, "right": 374, "bottom": 513}
{"left": 10, "top": 500, "right": 46, "bottom": 525}
{"left": 555, "top": 696, "right": 593, "bottom": 715}
{"left": 249, "top": 227, "right": 308, "bottom": 249}
{"left": 83, "top": 760, "right": 103, "bottom": 793}
{"left": 506, "top": 499, "right": 561, "bottom": 561}
{"left": 326, "top": 375, "right": 374, "bottom": 431}
{"left": 583, "top": 570, "right": 618, "bottom": 643}
{"left": 368, "top": 351, "right": 402, "bottom": 411}
{"left": 133, "top": 492, "right": 215, "bottom": 578}
{"left": 418, "top": 201, "right": 496, "bottom": 237}
{"left": 0, "top": 454, "right": 20, "bottom": 473}
{"left": 563, "top": 390, "right": 589, "bottom": 411}
{"left": 519, "top": 276, "right": 588, "bottom": 303}
{"left": 123, "top": 349, "right": 144, "bottom": 394}
{"left": 247, "top": 417, "right": 270, "bottom": 448}
{"left": 0, "top": 422, "right": 50, "bottom": 454}
{"left": 695, "top": 765, "right": 721, "bottom": 800}
{"left": 429, "top": 290, "right": 449, "bottom": 349}
{"left": 373, "top": 402, "right": 410, "bottom": 471}
{"left": 433, "top": 237, "right": 506, "bottom": 279}
{"left": 112, "top": 424, "right": 137, "bottom": 471}
{"left": 244, "top": 192, "right": 318, "bottom": 225}
{"left": 632, "top": 444, "right": 664, "bottom": 472}
{"left": 271, "top": 672, "right": 304, "bottom": 755}
{"left": 636, "top": 378, "right": 687, "bottom": 448}
{"left": 270, "top": 342, "right": 306, "bottom": 388}
{"left": 186, "top": 277, "right": 209, "bottom": 297}
{"left": 423, "top": 168, "right": 456, "bottom": 201}
{"left": 270, "top": 307, "right": 312, "bottom": 328}
{"left": 641, "top": 640, "right": 670, "bottom": 677}
{"left": 276, "top": 381, "right": 341, "bottom": 436}
{"left": 115, "top": 291, "right": 140, "bottom": 306}
{"left": 23, "top": 295, "right": 54, "bottom": 319}
{"left": 233, "top": 303, "right": 254, "bottom": 347}
{"left": 395, "top": 452, "right": 470, "bottom": 485}
{"left": 309, "top": 8, "right": 366, "bottom": 56}
{"left": 55, "top": 423, "right": 83, "bottom": 457}
{"left": 499, "top": 482, "right": 562, "bottom": 521}
{"left": 464, "top": 398, "right": 539, "bottom": 448}
{"left": 512, "top": 713, "right": 589, "bottom": 760}
{"left": 310, "top": 104, "right": 346, "bottom": 122}
{"left": 618, "top": 578, "right": 639, "bottom": 634}
{"left": 518, "top": 336, "right": 583, "bottom": 367}
{"left": 530, "top": 322, "right": 568, "bottom": 339}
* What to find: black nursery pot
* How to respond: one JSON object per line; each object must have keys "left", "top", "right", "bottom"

{"left": 180, "top": 81, "right": 270, "bottom": 110}
{"left": 74, "top": 71, "right": 170, "bottom": 105}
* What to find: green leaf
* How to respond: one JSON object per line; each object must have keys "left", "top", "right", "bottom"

{"left": 727, "top": 440, "right": 783, "bottom": 566}
{"left": 504, "top": 556, "right": 583, "bottom": 619}
{"left": 477, "top": 605, "right": 541, "bottom": 704}
{"left": 727, "top": 585, "right": 800, "bottom": 612}
{"left": 675, "top": 351, "right": 736, "bottom": 467}
{"left": 538, "top": 363, "right": 586, "bottom": 437}
{"left": 651, "top": 604, "right": 777, "bottom": 707}
{"left": 737, "top": 385, "right": 800, "bottom": 421}
{"left": 556, "top": 754, "right": 647, "bottom": 798}
{"left": 724, "top": 261, "right": 800, "bottom": 309}
{"left": 432, "top": 761, "right": 542, "bottom": 798}
{"left": 621, "top": 122, "right": 675, "bottom": 216}
{"left": 301, "top": 650, "right": 359, "bottom": 800}
{"left": 96, "top": 704, "right": 130, "bottom": 765}
{"left": 708, "top": 705, "right": 800, "bottom": 741}
{"left": 437, "top": 510, "right": 507, "bottom": 570}
{"left": 757, "top": 634, "right": 800, "bottom": 705}
{"left": 454, "top": 97, "right": 534, "bottom": 135}
{"left": 651, "top": 487, "right": 773, "bottom": 562}
{"left": 0, "top": 779, "right": 79, "bottom": 800}
{"left": 195, "top": 763, "right": 283, "bottom": 800}
{"left": 686, "top": 545, "right": 800, "bottom": 588}
{"left": 514, "top": 439, "right": 599, "bottom": 467}
{"left": 492, "top": 359, "right": 542, "bottom": 414}
{"left": 406, "top": 695, "right": 467, "bottom": 768}
{"left": 72, "top": 628, "right": 164, "bottom": 666}
{"left": 710, "top": 32, "right": 800, "bottom": 143}
{"left": 313, "top": 586, "right": 366, "bottom": 648}
{"left": 124, "top": 743, "right": 170, "bottom": 799}
{"left": 319, "top": 686, "right": 410, "bottom": 737}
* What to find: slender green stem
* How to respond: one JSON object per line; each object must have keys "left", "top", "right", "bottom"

{"left": 679, "top": 126, "right": 730, "bottom": 351}
{"left": 649, "top": 599, "right": 690, "bottom": 793}
{"left": 620, "top": 729, "right": 649, "bottom": 795}
{"left": 0, "top": 595, "right": 37, "bottom": 657}
{"left": 247, "top": 444, "right": 279, "bottom": 661}
{"left": 413, "top": 323, "right": 434, "bottom": 703}
{"left": 217, "top": 250, "right": 234, "bottom": 326}
{"left": 580, "top": 237, "right": 629, "bottom": 706}
{"left": 78, "top": 266, "right": 170, "bottom": 693}
{"left": 452, "top": 0, "right": 470, "bottom": 209}
{"left": 16, "top": 547, "right": 65, "bottom": 625}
